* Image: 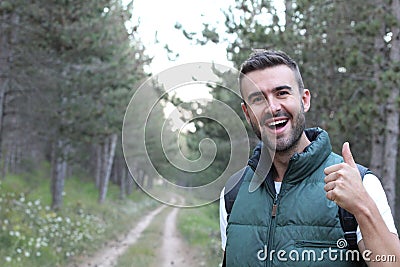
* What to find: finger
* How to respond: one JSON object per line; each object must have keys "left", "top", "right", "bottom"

{"left": 324, "top": 181, "right": 336, "bottom": 192}
{"left": 324, "top": 163, "right": 344, "bottom": 175}
{"left": 324, "top": 171, "right": 342, "bottom": 184}
{"left": 324, "top": 173, "right": 333, "bottom": 184}
{"left": 342, "top": 142, "right": 356, "bottom": 168}
{"left": 326, "top": 190, "right": 336, "bottom": 202}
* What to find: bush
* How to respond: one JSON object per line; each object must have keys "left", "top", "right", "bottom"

{"left": 0, "top": 180, "right": 105, "bottom": 266}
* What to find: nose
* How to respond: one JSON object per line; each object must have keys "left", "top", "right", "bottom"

{"left": 268, "top": 98, "right": 281, "bottom": 114}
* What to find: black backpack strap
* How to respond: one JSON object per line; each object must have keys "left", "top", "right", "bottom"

{"left": 338, "top": 207, "right": 359, "bottom": 250}
{"left": 224, "top": 167, "right": 248, "bottom": 221}
{"left": 338, "top": 163, "right": 371, "bottom": 250}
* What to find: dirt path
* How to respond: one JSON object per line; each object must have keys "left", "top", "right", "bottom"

{"left": 159, "top": 205, "right": 199, "bottom": 267}
{"left": 72, "top": 205, "right": 166, "bottom": 267}
{"left": 71, "top": 197, "right": 201, "bottom": 267}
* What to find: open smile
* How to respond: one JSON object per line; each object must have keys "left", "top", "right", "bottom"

{"left": 267, "top": 119, "right": 289, "bottom": 130}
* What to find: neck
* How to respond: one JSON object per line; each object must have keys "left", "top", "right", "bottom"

{"left": 270, "top": 132, "right": 311, "bottom": 182}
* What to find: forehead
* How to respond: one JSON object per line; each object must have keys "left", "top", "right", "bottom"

{"left": 240, "top": 65, "right": 297, "bottom": 97}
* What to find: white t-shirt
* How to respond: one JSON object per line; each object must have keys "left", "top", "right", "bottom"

{"left": 219, "top": 174, "right": 398, "bottom": 250}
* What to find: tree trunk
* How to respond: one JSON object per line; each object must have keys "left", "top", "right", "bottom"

{"left": 120, "top": 163, "right": 126, "bottom": 199}
{"left": 95, "top": 144, "right": 102, "bottom": 188}
{"left": 10, "top": 144, "right": 16, "bottom": 173}
{"left": 51, "top": 139, "right": 67, "bottom": 210}
{"left": 382, "top": 0, "right": 400, "bottom": 214}
{"left": 285, "top": 0, "right": 293, "bottom": 29}
{"left": 146, "top": 174, "right": 153, "bottom": 189}
{"left": 369, "top": 18, "right": 386, "bottom": 177}
{"left": 126, "top": 170, "right": 133, "bottom": 195}
{"left": 0, "top": 11, "right": 14, "bottom": 177}
{"left": 98, "top": 133, "right": 118, "bottom": 204}
{"left": 137, "top": 169, "right": 144, "bottom": 191}
{"left": 110, "top": 157, "right": 118, "bottom": 184}
{"left": 98, "top": 138, "right": 109, "bottom": 203}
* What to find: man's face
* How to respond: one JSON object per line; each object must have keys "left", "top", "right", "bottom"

{"left": 240, "top": 65, "right": 311, "bottom": 152}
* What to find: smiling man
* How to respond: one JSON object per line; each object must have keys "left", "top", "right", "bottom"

{"left": 220, "top": 50, "right": 400, "bottom": 266}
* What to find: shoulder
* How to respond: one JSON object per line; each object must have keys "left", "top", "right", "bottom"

{"left": 357, "top": 173, "right": 398, "bottom": 239}
{"left": 223, "top": 167, "right": 249, "bottom": 215}
{"left": 362, "top": 173, "right": 384, "bottom": 193}
{"left": 361, "top": 173, "right": 393, "bottom": 216}
{"left": 225, "top": 167, "right": 248, "bottom": 195}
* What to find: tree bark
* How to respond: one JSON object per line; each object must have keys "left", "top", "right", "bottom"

{"left": 146, "top": 174, "right": 153, "bottom": 189}
{"left": 285, "top": 0, "right": 293, "bottom": 30}
{"left": 120, "top": 163, "right": 126, "bottom": 199}
{"left": 137, "top": 169, "right": 145, "bottom": 191}
{"left": 0, "top": 11, "right": 14, "bottom": 177}
{"left": 98, "top": 133, "right": 118, "bottom": 204}
{"left": 369, "top": 13, "right": 387, "bottom": 177}
{"left": 382, "top": 0, "right": 400, "bottom": 214}
{"left": 51, "top": 139, "right": 67, "bottom": 210}
{"left": 126, "top": 170, "right": 133, "bottom": 195}
{"left": 95, "top": 144, "right": 102, "bottom": 188}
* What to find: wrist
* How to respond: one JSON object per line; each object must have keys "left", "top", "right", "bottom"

{"left": 353, "top": 196, "right": 376, "bottom": 223}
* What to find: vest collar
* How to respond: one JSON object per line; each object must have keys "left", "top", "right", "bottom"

{"left": 248, "top": 127, "right": 332, "bottom": 184}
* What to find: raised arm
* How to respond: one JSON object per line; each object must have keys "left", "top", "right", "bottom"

{"left": 324, "top": 142, "right": 400, "bottom": 266}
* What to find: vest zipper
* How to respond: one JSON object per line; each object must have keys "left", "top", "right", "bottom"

{"left": 266, "top": 192, "right": 279, "bottom": 267}
{"left": 271, "top": 193, "right": 278, "bottom": 217}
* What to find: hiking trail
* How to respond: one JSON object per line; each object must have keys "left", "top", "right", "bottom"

{"left": 71, "top": 197, "right": 201, "bottom": 267}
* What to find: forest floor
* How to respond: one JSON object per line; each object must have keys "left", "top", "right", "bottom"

{"left": 70, "top": 196, "right": 200, "bottom": 267}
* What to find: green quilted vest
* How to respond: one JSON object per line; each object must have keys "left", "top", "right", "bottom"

{"left": 226, "top": 128, "right": 362, "bottom": 267}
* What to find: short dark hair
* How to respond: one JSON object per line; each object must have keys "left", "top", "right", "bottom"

{"left": 239, "top": 49, "right": 304, "bottom": 96}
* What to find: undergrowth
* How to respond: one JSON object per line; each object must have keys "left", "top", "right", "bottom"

{"left": 177, "top": 202, "right": 223, "bottom": 266}
{"left": 0, "top": 166, "right": 157, "bottom": 267}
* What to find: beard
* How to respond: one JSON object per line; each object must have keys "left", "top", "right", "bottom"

{"left": 249, "top": 103, "right": 306, "bottom": 153}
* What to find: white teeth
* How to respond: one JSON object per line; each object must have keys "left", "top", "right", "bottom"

{"left": 268, "top": 119, "right": 288, "bottom": 127}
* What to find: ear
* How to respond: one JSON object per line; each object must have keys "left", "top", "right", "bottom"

{"left": 241, "top": 102, "right": 251, "bottom": 125}
{"left": 302, "top": 89, "right": 311, "bottom": 112}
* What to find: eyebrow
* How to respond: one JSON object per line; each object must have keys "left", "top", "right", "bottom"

{"left": 247, "top": 85, "right": 293, "bottom": 102}
{"left": 247, "top": 91, "right": 263, "bottom": 102}
{"left": 272, "top": 85, "right": 293, "bottom": 93}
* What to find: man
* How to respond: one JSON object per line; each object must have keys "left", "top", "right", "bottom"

{"left": 220, "top": 49, "right": 399, "bottom": 266}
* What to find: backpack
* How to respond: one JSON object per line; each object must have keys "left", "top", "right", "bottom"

{"left": 222, "top": 164, "right": 370, "bottom": 266}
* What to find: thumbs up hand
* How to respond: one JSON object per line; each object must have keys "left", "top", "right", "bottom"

{"left": 324, "top": 142, "right": 368, "bottom": 214}
{"left": 342, "top": 142, "right": 357, "bottom": 168}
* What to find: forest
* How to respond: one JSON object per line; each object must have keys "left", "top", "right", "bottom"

{"left": 0, "top": 0, "right": 399, "bottom": 266}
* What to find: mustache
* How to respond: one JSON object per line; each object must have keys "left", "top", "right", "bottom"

{"left": 261, "top": 111, "right": 292, "bottom": 125}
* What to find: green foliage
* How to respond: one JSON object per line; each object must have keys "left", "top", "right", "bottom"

{"left": 177, "top": 203, "right": 222, "bottom": 266}
{"left": 160, "top": 68, "right": 257, "bottom": 188}
{"left": 177, "top": 0, "right": 399, "bottom": 167}
{"left": 0, "top": 188, "right": 105, "bottom": 265}
{"left": 1, "top": 0, "right": 149, "bottom": 207}
{"left": 1, "top": 0, "right": 148, "bottom": 169}
{"left": 0, "top": 171, "right": 157, "bottom": 266}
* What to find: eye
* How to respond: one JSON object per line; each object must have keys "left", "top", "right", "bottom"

{"left": 277, "top": 90, "right": 289, "bottom": 96}
{"left": 251, "top": 96, "right": 264, "bottom": 104}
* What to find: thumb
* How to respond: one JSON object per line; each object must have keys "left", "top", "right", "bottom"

{"left": 342, "top": 142, "right": 356, "bottom": 167}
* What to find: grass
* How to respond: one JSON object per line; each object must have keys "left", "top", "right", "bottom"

{"left": 118, "top": 190, "right": 223, "bottom": 267}
{"left": 145, "top": 184, "right": 223, "bottom": 265}
{"left": 0, "top": 165, "right": 158, "bottom": 267}
{"left": 177, "top": 201, "right": 223, "bottom": 266}
{"left": 116, "top": 206, "right": 169, "bottom": 267}
{"left": 1, "top": 166, "right": 226, "bottom": 267}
